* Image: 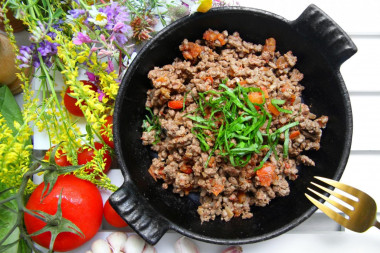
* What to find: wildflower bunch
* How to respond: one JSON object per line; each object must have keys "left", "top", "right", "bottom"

{"left": 0, "top": 0, "right": 241, "bottom": 204}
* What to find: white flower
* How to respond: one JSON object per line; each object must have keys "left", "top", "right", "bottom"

{"left": 88, "top": 6, "right": 108, "bottom": 27}
{"left": 182, "top": 0, "right": 198, "bottom": 14}
{"left": 182, "top": 0, "right": 213, "bottom": 14}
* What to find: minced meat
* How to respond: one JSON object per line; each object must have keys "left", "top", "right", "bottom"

{"left": 142, "top": 29, "right": 328, "bottom": 223}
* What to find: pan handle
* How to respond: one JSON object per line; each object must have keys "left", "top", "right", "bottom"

{"left": 109, "top": 181, "right": 170, "bottom": 245}
{"left": 292, "top": 4, "right": 357, "bottom": 67}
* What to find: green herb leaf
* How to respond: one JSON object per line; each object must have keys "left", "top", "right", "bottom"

{"left": 271, "top": 99, "right": 293, "bottom": 114}
{"left": 142, "top": 107, "right": 162, "bottom": 144}
{"left": 283, "top": 128, "right": 290, "bottom": 158}
{"left": 0, "top": 183, "right": 19, "bottom": 253}
{"left": 0, "top": 86, "right": 24, "bottom": 136}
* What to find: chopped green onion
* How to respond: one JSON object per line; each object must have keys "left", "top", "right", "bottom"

{"left": 271, "top": 99, "right": 293, "bottom": 114}
{"left": 283, "top": 128, "right": 290, "bottom": 158}
{"left": 142, "top": 107, "right": 162, "bottom": 144}
{"left": 182, "top": 81, "right": 299, "bottom": 168}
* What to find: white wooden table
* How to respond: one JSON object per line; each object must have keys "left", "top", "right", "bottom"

{"left": 18, "top": 0, "right": 380, "bottom": 252}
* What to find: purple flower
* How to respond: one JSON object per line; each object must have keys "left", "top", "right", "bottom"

{"left": 113, "top": 22, "right": 125, "bottom": 32}
{"left": 86, "top": 71, "right": 99, "bottom": 83}
{"left": 106, "top": 60, "right": 114, "bottom": 74}
{"left": 17, "top": 45, "right": 33, "bottom": 68}
{"left": 73, "top": 32, "right": 92, "bottom": 45}
{"left": 32, "top": 54, "right": 41, "bottom": 68}
{"left": 37, "top": 41, "right": 58, "bottom": 57}
{"left": 47, "top": 31, "right": 57, "bottom": 40}
{"left": 101, "top": 3, "right": 130, "bottom": 25}
{"left": 114, "top": 33, "right": 128, "bottom": 45}
{"left": 47, "top": 21, "right": 63, "bottom": 39}
{"left": 18, "top": 41, "right": 55, "bottom": 69}
{"left": 68, "top": 9, "right": 86, "bottom": 19}
{"left": 98, "top": 3, "right": 132, "bottom": 45}
{"left": 97, "top": 89, "right": 106, "bottom": 102}
{"left": 20, "top": 39, "right": 59, "bottom": 68}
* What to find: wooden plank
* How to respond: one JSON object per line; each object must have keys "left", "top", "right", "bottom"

{"left": 342, "top": 37, "right": 380, "bottom": 92}
{"left": 341, "top": 152, "right": 380, "bottom": 207}
{"left": 239, "top": 0, "right": 380, "bottom": 35}
{"left": 350, "top": 95, "right": 380, "bottom": 151}
{"left": 41, "top": 229, "right": 380, "bottom": 253}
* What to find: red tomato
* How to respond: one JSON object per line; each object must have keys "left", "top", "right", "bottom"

{"left": 101, "top": 115, "right": 114, "bottom": 149}
{"left": 63, "top": 80, "right": 97, "bottom": 117}
{"left": 77, "top": 142, "right": 112, "bottom": 174}
{"left": 103, "top": 199, "right": 128, "bottom": 228}
{"left": 43, "top": 146, "right": 72, "bottom": 166}
{"left": 24, "top": 175, "right": 103, "bottom": 252}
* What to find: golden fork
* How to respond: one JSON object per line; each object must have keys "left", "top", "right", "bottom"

{"left": 305, "top": 176, "right": 380, "bottom": 232}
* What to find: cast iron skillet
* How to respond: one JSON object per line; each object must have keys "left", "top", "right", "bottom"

{"left": 110, "top": 4, "right": 357, "bottom": 245}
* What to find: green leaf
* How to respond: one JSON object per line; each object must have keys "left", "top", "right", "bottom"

{"left": 0, "top": 86, "right": 23, "bottom": 136}
{"left": 0, "top": 240, "right": 19, "bottom": 252}
{"left": 0, "top": 183, "right": 19, "bottom": 253}
{"left": 52, "top": 8, "right": 63, "bottom": 19}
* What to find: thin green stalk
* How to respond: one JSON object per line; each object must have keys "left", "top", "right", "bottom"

{"left": 38, "top": 53, "right": 80, "bottom": 151}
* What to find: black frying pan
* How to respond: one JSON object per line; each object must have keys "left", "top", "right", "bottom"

{"left": 110, "top": 5, "right": 356, "bottom": 245}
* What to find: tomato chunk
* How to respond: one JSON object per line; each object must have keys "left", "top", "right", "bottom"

{"left": 289, "top": 130, "right": 301, "bottom": 139}
{"left": 267, "top": 102, "right": 280, "bottom": 116}
{"left": 168, "top": 100, "right": 183, "bottom": 109}
{"left": 248, "top": 92, "right": 264, "bottom": 104}
{"left": 256, "top": 162, "right": 277, "bottom": 187}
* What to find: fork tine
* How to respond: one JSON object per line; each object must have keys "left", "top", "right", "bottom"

{"left": 305, "top": 193, "right": 350, "bottom": 228}
{"left": 314, "top": 176, "right": 365, "bottom": 198}
{"left": 307, "top": 187, "right": 354, "bottom": 216}
{"left": 310, "top": 181, "right": 357, "bottom": 207}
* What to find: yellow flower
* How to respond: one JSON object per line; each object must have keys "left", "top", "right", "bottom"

{"left": 186, "top": 0, "right": 213, "bottom": 13}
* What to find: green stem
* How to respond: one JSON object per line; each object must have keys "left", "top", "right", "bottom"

{"left": 38, "top": 53, "right": 81, "bottom": 151}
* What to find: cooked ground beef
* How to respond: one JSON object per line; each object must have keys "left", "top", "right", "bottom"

{"left": 142, "top": 29, "right": 328, "bottom": 223}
